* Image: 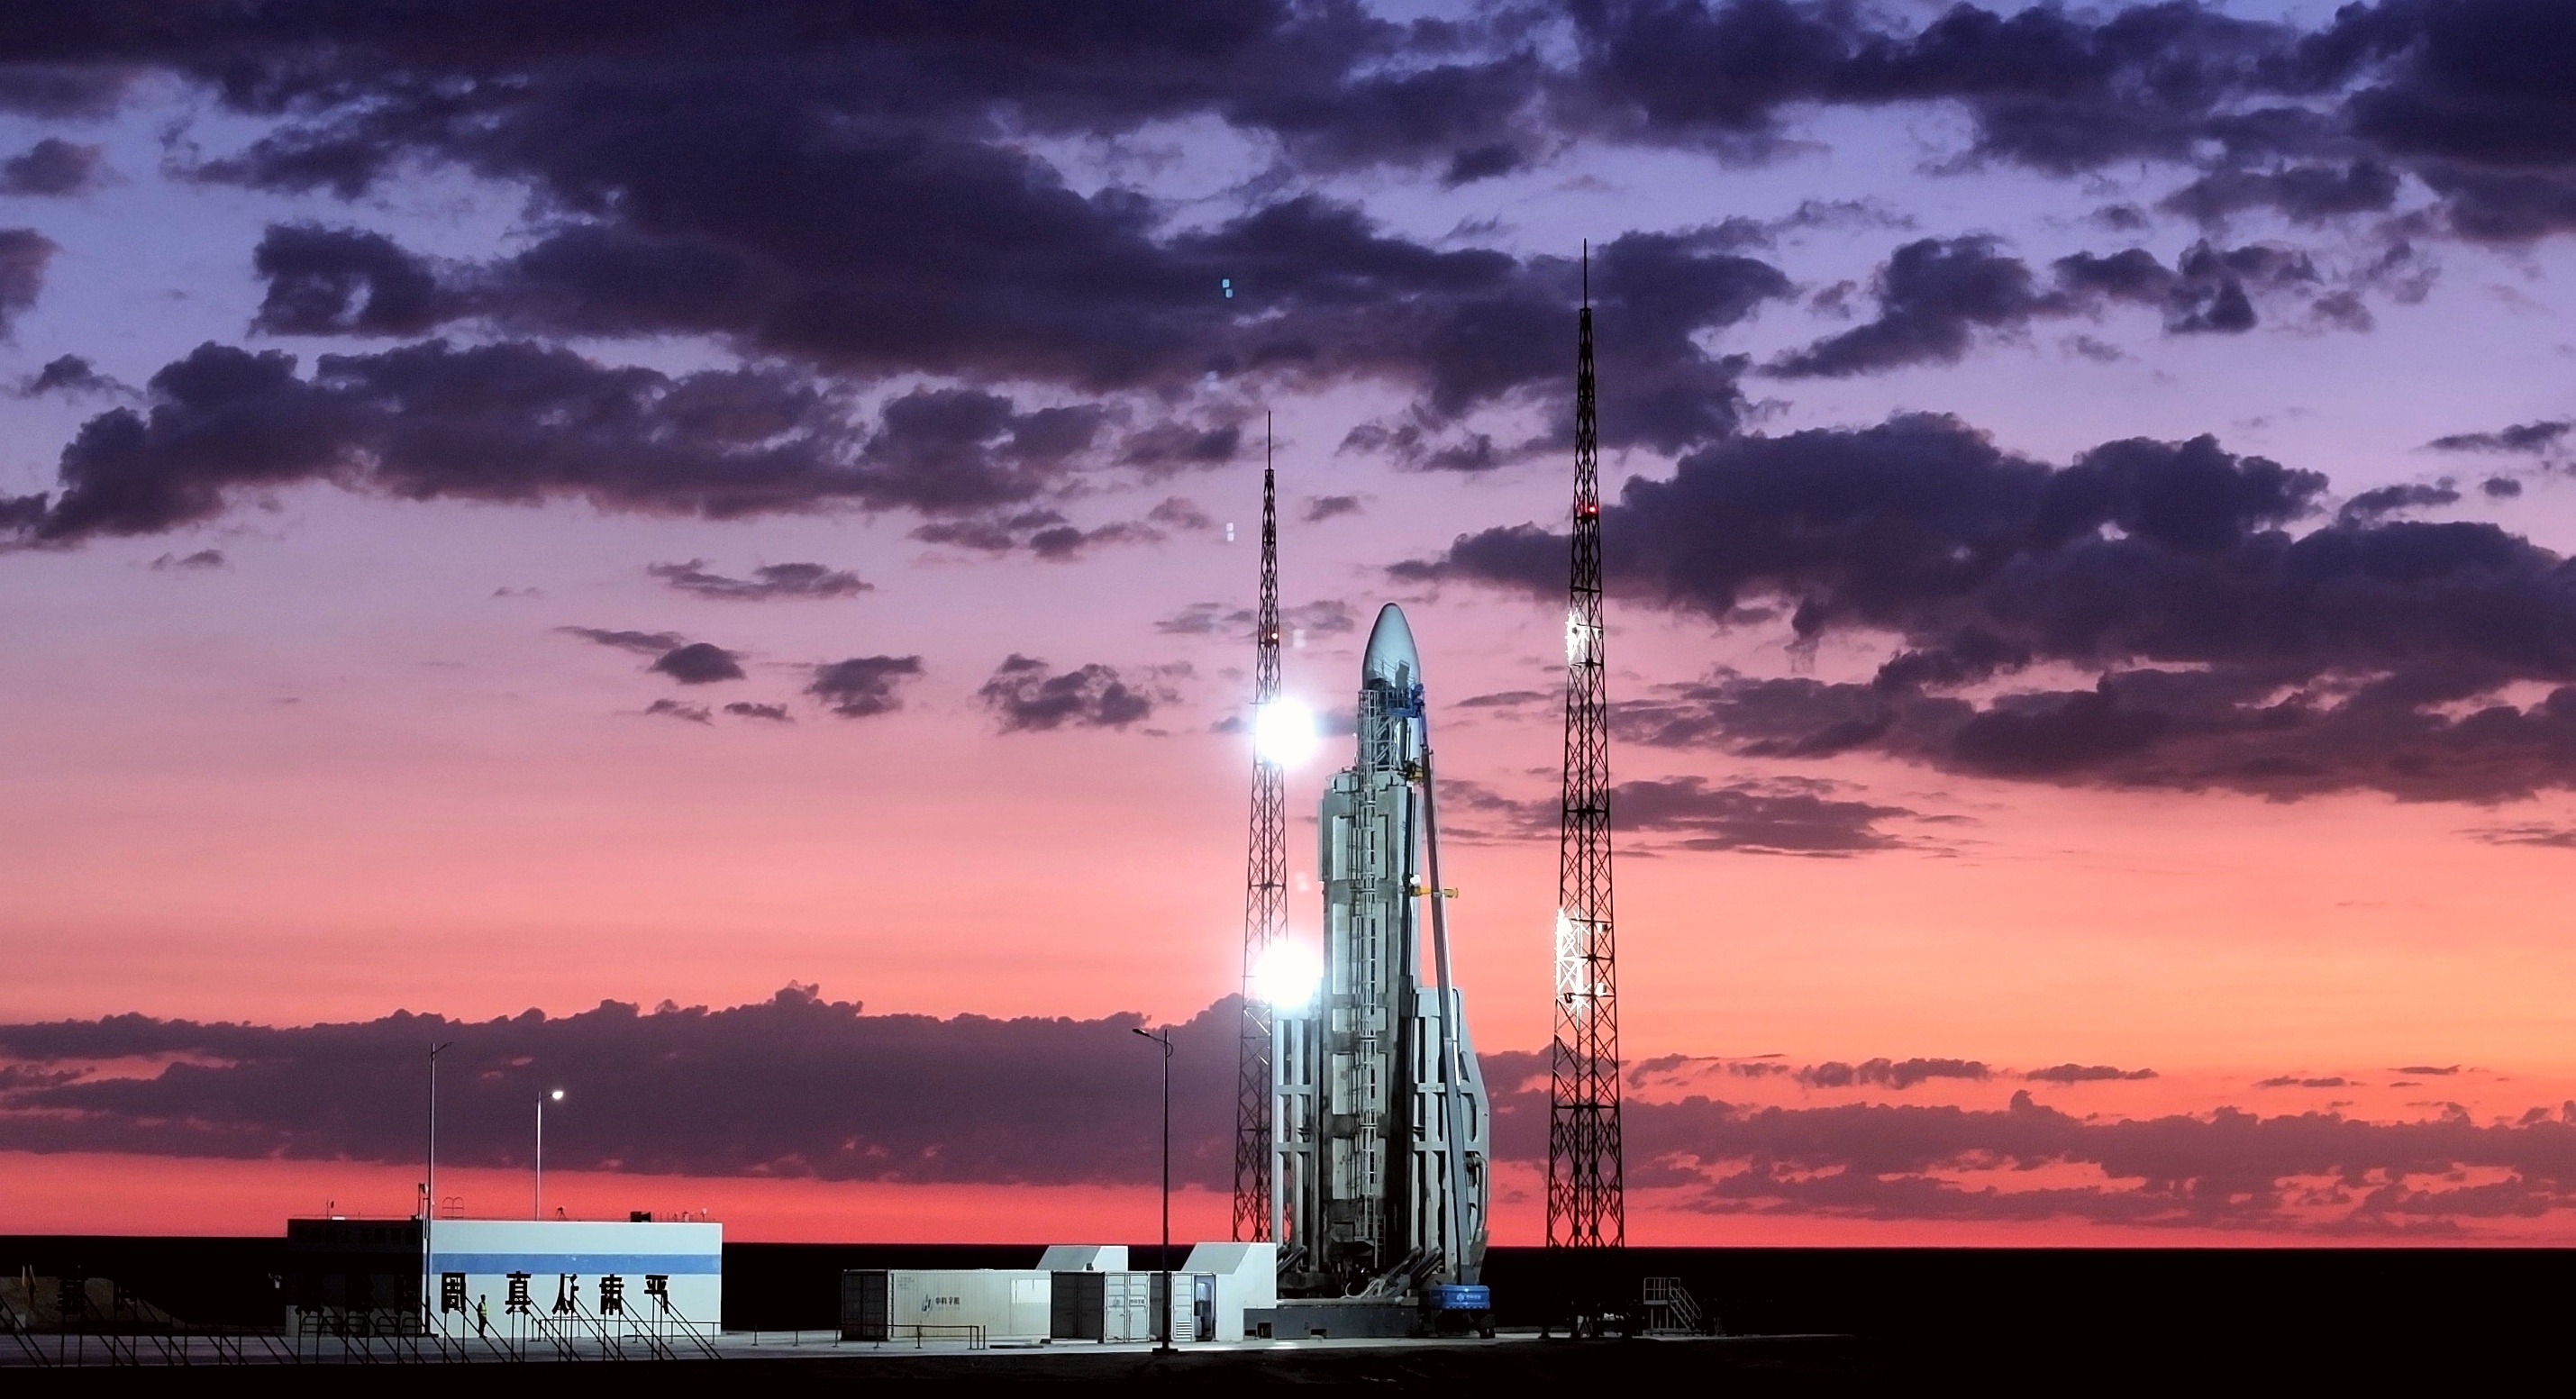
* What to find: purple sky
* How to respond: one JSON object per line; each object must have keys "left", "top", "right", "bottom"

{"left": 9, "top": 0, "right": 2576, "bottom": 1242}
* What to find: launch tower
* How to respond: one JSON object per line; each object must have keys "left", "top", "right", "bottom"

{"left": 1233, "top": 429, "right": 1285, "bottom": 1241}
{"left": 1548, "top": 257, "right": 1625, "bottom": 1251}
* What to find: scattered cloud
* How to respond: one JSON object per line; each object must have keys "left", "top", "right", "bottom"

{"left": 643, "top": 698, "right": 711, "bottom": 724}
{"left": 148, "top": 549, "right": 224, "bottom": 571}
{"left": 806, "top": 656, "right": 924, "bottom": 719}
{"left": 648, "top": 559, "right": 869, "bottom": 602}
{"left": 11, "top": 994, "right": 2571, "bottom": 1235}
{"left": 2025, "top": 1064, "right": 2158, "bottom": 1085}
{"left": 979, "top": 654, "right": 1165, "bottom": 731}
{"left": 648, "top": 641, "right": 746, "bottom": 685}
{"left": 0, "top": 138, "right": 105, "bottom": 196}
{"left": 1419, "top": 413, "right": 2576, "bottom": 804}
{"left": 0, "top": 227, "right": 56, "bottom": 337}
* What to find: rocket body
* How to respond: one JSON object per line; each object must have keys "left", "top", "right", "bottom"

{"left": 1275, "top": 604, "right": 1490, "bottom": 1295}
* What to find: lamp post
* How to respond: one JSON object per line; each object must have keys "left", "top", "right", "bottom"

{"left": 534, "top": 1088, "right": 563, "bottom": 1221}
{"left": 426, "top": 1040, "right": 451, "bottom": 1331}
{"left": 1132, "top": 1025, "right": 1175, "bottom": 1352}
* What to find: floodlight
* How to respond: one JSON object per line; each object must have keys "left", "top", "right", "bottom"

{"left": 1253, "top": 938, "right": 1323, "bottom": 1012}
{"left": 1252, "top": 696, "right": 1319, "bottom": 768}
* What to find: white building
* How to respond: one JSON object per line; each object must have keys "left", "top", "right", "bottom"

{"left": 422, "top": 1219, "right": 722, "bottom": 1339}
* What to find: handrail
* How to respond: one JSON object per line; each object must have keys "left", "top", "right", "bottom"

{"left": 885, "top": 1322, "right": 986, "bottom": 1350}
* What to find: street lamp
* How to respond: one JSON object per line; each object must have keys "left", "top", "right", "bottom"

{"left": 425, "top": 1040, "right": 452, "bottom": 1331}
{"left": 534, "top": 1088, "right": 563, "bottom": 1221}
{"left": 1131, "top": 1025, "right": 1175, "bottom": 1353}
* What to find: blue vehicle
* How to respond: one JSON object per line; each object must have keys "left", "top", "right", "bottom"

{"left": 1422, "top": 1284, "right": 1495, "bottom": 1338}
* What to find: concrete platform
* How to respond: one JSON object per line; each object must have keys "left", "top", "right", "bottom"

{"left": 5, "top": 1329, "right": 1864, "bottom": 1390}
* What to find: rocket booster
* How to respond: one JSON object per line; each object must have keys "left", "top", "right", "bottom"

{"left": 1275, "top": 604, "right": 1490, "bottom": 1295}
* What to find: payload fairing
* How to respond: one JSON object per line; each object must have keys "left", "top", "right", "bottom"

{"left": 1274, "top": 604, "right": 1490, "bottom": 1295}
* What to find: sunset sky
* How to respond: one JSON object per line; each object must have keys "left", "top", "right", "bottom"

{"left": 10, "top": 0, "right": 2576, "bottom": 1245}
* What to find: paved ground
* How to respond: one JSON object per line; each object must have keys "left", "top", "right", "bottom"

{"left": 6, "top": 1329, "right": 1868, "bottom": 1390}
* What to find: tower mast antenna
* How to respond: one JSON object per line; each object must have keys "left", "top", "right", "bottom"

{"left": 1234, "top": 412, "right": 1286, "bottom": 1241}
{"left": 1548, "top": 242, "right": 1625, "bottom": 1261}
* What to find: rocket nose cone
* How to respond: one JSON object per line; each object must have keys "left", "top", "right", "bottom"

{"left": 1361, "top": 603, "right": 1421, "bottom": 689}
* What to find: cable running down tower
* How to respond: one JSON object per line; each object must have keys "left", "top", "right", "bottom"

{"left": 1233, "top": 416, "right": 1285, "bottom": 1241}
{"left": 1548, "top": 250, "right": 1625, "bottom": 1252}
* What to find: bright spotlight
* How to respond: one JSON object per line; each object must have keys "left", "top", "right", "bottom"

{"left": 1252, "top": 939, "right": 1323, "bottom": 1012}
{"left": 1252, "top": 696, "right": 1320, "bottom": 768}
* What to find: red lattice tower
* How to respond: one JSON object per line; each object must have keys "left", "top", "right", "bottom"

{"left": 1233, "top": 428, "right": 1285, "bottom": 1241}
{"left": 1547, "top": 261, "right": 1625, "bottom": 1252}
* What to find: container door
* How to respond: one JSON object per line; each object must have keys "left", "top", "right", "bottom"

{"left": 1194, "top": 1274, "right": 1216, "bottom": 1342}
{"left": 840, "top": 1270, "right": 889, "bottom": 1342}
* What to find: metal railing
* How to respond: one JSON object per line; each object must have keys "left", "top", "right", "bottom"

{"left": 1640, "top": 1276, "right": 1716, "bottom": 1336}
{"left": 882, "top": 1323, "right": 987, "bottom": 1350}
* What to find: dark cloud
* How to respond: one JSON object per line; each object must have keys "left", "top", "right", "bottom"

{"left": 2482, "top": 477, "right": 2524, "bottom": 499}
{"left": 0, "top": 65, "right": 132, "bottom": 120}
{"left": 2054, "top": 240, "right": 2318, "bottom": 335}
{"left": 643, "top": 697, "right": 712, "bottom": 723}
{"left": 0, "top": 137, "right": 105, "bottom": 195}
{"left": 806, "top": 655, "right": 924, "bottom": 719}
{"left": 979, "top": 654, "right": 1161, "bottom": 731}
{"left": 0, "top": 989, "right": 1243, "bottom": 1188}
{"left": 251, "top": 224, "right": 453, "bottom": 337}
{"left": 858, "top": 389, "right": 1110, "bottom": 515}
{"left": 648, "top": 559, "right": 869, "bottom": 602}
{"left": 2025, "top": 1064, "right": 2159, "bottom": 1084}
{"left": 2323, "top": 0, "right": 2576, "bottom": 239}
{"left": 559, "top": 626, "right": 686, "bottom": 656}
{"left": 1771, "top": 234, "right": 2335, "bottom": 379}
{"left": 1287, "top": 599, "right": 1361, "bottom": 637}
{"left": 2467, "top": 822, "right": 2576, "bottom": 850}
{"left": 10, "top": 994, "right": 2576, "bottom": 1232}
{"left": 2256, "top": 1076, "right": 2351, "bottom": 1089}
{"left": 648, "top": 640, "right": 744, "bottom": 685}
{"left": 723, "top": 701, "right": 792, "bottom": 722}
{"left": 1143, "top": 496, "right": 1215, "bottom": 531}
{"left": 0, "top": 227, "right": 56, "bottom": 337}
{"left": 18, "top": 353, "right": 123, "bottom": 398}
{"left": 2395, "top": 1066, "right": 2462, "bottom": 1077}
{"left": 1606, "top": 1086, "right": 2576, "bottom": 1232}
{"left": 1596, "top": 775, "right": 1927, "bottom": 856}
{"left": 1438, "top": 773, "right": 1933, "bottom": 857}
{"left": 1303, "top": 494, "right": 1364, "bottom": 522}
{"left": 1423, "top": 412, "right": 2576, "bottom": 802}
{"left": 2340, "top": 481, "right": 2460, "bottom": 522}
{"left": 2427, "top": 421, "right": 2571, "bottom": 456}
{"left": 1797, "top": 1058, "right": 1992, "bottom": 1090}
{"left": 148, "top": 548, "right": 224, "bottom": 571}
{"left": 1160, "top": 597, "right": 1355, "bottom": 640}
{"left": 212, "top": 69, "right": 1779, "bottom": 458}
{"left": 1771, "top": 237, "right": 2053, "bottom": 377}
{"left": 2160, "top": 160, "right": 2404, "bottom": 226}
{"left": 1568, "top": 0, "right": 2302, "bottom": 173}
{"left": 1158, "top": 602, "right": 1248, "bottom": 637}
{"left": 2, "top": 341, "right": 1085, "bottom": 543}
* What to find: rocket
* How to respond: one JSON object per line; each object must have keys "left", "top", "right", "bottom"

{"left": 1274, "top": 604, "right": 1490, "bottom": 1295}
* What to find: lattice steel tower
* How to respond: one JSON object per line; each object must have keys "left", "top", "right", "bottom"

{"left": 1548, "top": 254, "right": 1625, "bottom": 1250}
{"left": 1233, "top": 420, "right": 1285, "bottom": 1241}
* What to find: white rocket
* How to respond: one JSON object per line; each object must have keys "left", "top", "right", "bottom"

{"left": 1274, "top": 603, "right": 1491, "bottom": 1295}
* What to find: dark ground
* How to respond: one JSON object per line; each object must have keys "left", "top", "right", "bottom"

{"left": 5, "top": 1236, "right": 2565, "bottom": 1384}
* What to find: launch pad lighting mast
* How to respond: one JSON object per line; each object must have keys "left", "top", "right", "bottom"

{"left": 1233, "top": 415, "right": 1286, "bottom": 1242}
{"left": 1548, "top": 247, "right": 1625, "bottom": 1253}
